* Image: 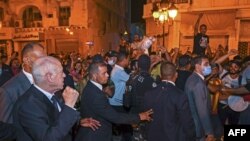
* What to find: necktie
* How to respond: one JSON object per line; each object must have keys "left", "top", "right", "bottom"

{"left": 51, "top": 96, "right": 59, "bottom": 111}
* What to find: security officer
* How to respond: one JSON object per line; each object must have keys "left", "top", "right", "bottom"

{"left": 127, "top": 54, "right": 156, "bottom": 141}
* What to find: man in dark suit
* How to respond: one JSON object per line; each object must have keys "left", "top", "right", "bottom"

{"left": 13, "top": 56, "right": 94, "bottom": 141}
{"left": 0, "top": 56, "right": 13, "bottom": 86}
{"left": 185, "top": 55, "right": 215, "bottom": 141}
{"left": 0, "top": 42, "right": 46, "bottom": 123}
{"left": 75, "top": 62, "right": 153, "bottom": 141}
{"left": 144, "top": 62, "right": 195, "bottom": 141}
{"left": 0, "top": 121, "right": 17, "bottom": 140}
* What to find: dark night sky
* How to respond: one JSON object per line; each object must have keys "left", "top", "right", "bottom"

{"left": 131, "top": 0, "right": 147, "bottom": 23}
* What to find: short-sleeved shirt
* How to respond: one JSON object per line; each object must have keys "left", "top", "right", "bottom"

{"left": 109, "top": 64, "right": 129, "bottom": 106}
{"left": 193, "top": 33, "right": 209, "bottom": 55}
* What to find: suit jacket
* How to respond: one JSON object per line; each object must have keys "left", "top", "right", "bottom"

{"left": 184, "top": 72, "right": 214, "bottom": 138}
{"left": 12, "top": 85, "right": 80, "bottom": 141}
{"left": 0, "top": 121, "right": 17, "bottom": 141}
{"left": 0, "top": 71, "right": 31, "bottom": 123}
{"left": 144, "top": 82, "right": 195, "bottom": 141}
{"left": 75, "top": 81, "right": 140, "bottom": 141}
{"left": 0, "top": 63, "right": 13, "bottom": 87}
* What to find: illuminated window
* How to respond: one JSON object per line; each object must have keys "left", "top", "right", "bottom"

{"left": 59, "top": 7, "right": 71, "bottom": 26}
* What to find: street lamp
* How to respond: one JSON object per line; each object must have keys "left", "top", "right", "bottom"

{"left": 152, "top": 0, "right": 178, "bottom": 47}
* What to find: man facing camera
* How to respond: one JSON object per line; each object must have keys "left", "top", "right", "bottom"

{"left": 13, "top": 56, "right": 99, "bottom": 141}
{"left": 75, "top": 62, "right": 153, "bottom": 141}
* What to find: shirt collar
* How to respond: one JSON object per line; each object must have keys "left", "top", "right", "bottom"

{"left": 33, "top": 84, "right": 54, "bottom": 101}
{"left": 22, "top": 69, "right": 34, "bottom": 84}
{"left": 90, "top": 80, "right": 103, "bottom": 90}
{"left": 195, "top": 71, "right": 205, "bottom": 80}
{"left": 162, "top": 80, "right": 175, "bottom": 86}
{"left": 114, "top": 64, "right": 124, "bottom": 70}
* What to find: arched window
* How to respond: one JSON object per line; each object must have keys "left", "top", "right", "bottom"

{"left": 22, "top": 6, "right": 42, "bottom": 28}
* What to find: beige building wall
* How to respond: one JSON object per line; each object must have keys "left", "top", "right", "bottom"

{"left": 0, "top": 0, "right": 129, "bottom": 58}
{"left": 144, "top": 0, "right": 250, "bottom": 56}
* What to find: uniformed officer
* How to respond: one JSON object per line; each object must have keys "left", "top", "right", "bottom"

{"left": 127, "top": 54, "right": 156, "bottom": 141}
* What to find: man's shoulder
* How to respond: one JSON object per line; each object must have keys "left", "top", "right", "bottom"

{"left": 82, "top": 81, "right": 102, "bottom": 97}
{"left": 145, "top": 83, "right": 164, "bottom": 95}
{"left": 2, "top": 72, "right": 29, "bottom": 88}
{"left": 14, "top": 86, "right": 36, "bottom": 107}
{"left": 185, "top": 73, "right": 202, "bottom": 87}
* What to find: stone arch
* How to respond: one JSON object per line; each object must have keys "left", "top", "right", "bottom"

{"left": 17, "top": 5, "right": 43, "bottom": 28}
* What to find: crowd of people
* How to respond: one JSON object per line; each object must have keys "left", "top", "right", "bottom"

{"left": 0, "top": 22, "right": 250, "bottom": 141}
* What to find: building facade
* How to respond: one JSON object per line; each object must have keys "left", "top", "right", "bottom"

{"left": 0, "top": 0, "right": 130, "bottom": 58}
{"left": 144, "top": 0, "right": 250, "bottom": 57}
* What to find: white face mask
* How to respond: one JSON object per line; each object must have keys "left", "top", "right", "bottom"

{"left": 108, "top": 60, "right": 115, "bottom": 65}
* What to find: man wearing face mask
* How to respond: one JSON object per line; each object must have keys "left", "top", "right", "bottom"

{"left": 106, "top": 50, "right": 118, "bottom": 76}
{"left": 185, "top": 55, "right": 215, "bottom": 141}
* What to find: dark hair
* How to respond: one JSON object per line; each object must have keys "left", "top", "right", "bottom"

{"left": 117, "top": 52, "right": 128, "bottom": 62}
{"left": 192, "top": 55, "right": 208, "bottom": 66}
{"left": 9, "top": 58, "right": 19, "bottom": 66}
{"left": 211, "top": 63, "right": 219, "bottom": 69}
{"left": 200, "top": 24, "right": 207, "bottom": 29}
{"left": 178, "top": 55, "right": 192, "bottom": 68}
{"left": 130, "top": 59, "right": 138, "bottom": 70}
{"left": 92, "top": 54, "right": 104, "bottom": 63}
{"left": 233, "top": 55, "right": 242, "bottom": 61}
{"left": 138, "top": 54, "right": 151, "bottom": 71}
{"left": 229, "top": 60, "right": 241, "bottom": 68}
{"left": 161, "top": 61, "right": 176, "bottom": 78}
{"left": 88, "top": 62, "right": 107, "bottom": 78}
{"left": 21, "top": 42, "right": 44, "bottom": 59}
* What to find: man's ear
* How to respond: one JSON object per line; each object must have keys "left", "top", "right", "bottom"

{"left": 175, "top": 72, "right": 178, "bottom": 78}
{"left": 45, "top": 73, "right": 54, "bottom": 83}
{"left": 92, "top": 73, "right": 97, "bottom": 81}
{"left": 22, "top": 56, "right": 29, "bottom": 64}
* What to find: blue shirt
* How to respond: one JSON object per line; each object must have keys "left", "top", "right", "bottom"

{"left": 109, "top": 64, "right": 129, "bottom": 106}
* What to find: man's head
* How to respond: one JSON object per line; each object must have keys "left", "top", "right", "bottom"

{"left": 193, "top": 55, "right": 211, "bottom": 76}
{"left": 210, "top": 63, "right": 220, "bottom": 76}
{"left": 107, "top": 50, "right": 118, "bottom": 66}
{"left": 92, "top": 54, "right": 104, "bottom": 63}
{"left": 133, "top": 34, "right": 140, "bottom": 42}
{"left": 22, "top": 42, "right": 46, "bottom": 73}
{"left": 228, "top": 60, "right": 241, "bottom": 75}
{"left": 117, "top": 52, "right": 129, "bottom": 68}
{"left": 161, "top": 62, "right": 177, "bottom": 82}
{"left": 199, "top": 24, "right": 207, "bottom": 35}
{"left": 0, "top": 54, "right": 8, "bottom": 64}
{"left": 138, "top": 54, "right": 151, "bottom": 72}
{"left": 178, "top": 54, "right": 192, "bottom": 70}
{"left": 32, "top": 56, "right": 65, "bottom": 93}
{"left": 89, "top": 62, "right": 109, "bottom": 85}
{"left": 10, "top": 58, "right": 20, "bottom": 69}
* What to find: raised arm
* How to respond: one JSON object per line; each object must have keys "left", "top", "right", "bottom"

{"left": 194, "top": 13, "right": 204, "bottom": 35}
{"left": 214, "top": 49, "right": 238, "bottom": 64}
